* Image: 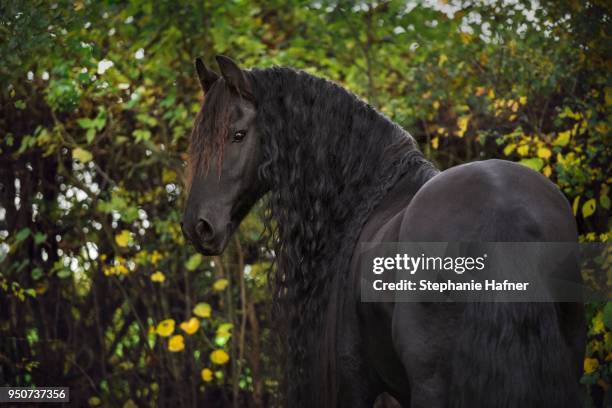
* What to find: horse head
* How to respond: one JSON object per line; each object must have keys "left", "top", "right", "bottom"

{"left": 182, "top": 55, "right": 264, "bottom": 255}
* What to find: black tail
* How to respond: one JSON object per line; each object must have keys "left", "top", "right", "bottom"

{"left": 449, "top": 301, "right": 584, "bottom": 408}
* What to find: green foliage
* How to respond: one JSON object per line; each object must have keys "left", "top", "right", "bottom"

{"left": 0, "top": 1, "right": 609, "bottom": 406}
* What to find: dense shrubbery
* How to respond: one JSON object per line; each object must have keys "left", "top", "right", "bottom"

{"left": 0, "top": 1, "right": 609, "bottom": 406}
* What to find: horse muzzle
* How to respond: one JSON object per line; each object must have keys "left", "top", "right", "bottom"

{"left": 181, "top": 217, "right": 232, "bottom": 256}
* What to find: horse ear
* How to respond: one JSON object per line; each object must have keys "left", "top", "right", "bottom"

{"left": 215, "top": 55, "right": 253, "bottom": 99}
{"left": 195, "top": 57, "right": 219, "bottom": 93}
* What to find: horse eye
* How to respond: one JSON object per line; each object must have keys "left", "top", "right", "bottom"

{"left": 232, "top": 130, "right": 247, "bottom": 143}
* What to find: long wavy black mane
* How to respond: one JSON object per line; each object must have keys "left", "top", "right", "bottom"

{"left": 191, "top": 67, "right": 437, "bottom": 406}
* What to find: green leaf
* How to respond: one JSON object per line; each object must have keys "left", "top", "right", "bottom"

{"left": 86, "top": 128, "right": 96, "bottom": 144}
{"left": 34, "top": 232, "right": 47, "bottom": 245}
{"left": 14, "top": 100, "right": 26, "bottom": 109}
{"left": 214, "top": 334, "right": 230, "bottom": 347}
{"left": 57, "top": 269, "right": 72, "bottom": 279}
{"left": 72, "top": 147, "right": 93, "bottom": 163}
{"left": 31, "top": 267, "right": 43, "bottom": 280}
{"left": 77, "top": 118, "right": 95, "bottom": 129}
{"left": 519, "top": 157, "right": 544, "bottom": 172}
{"left": 600, "top": 195, "right": 610, "bottom": 210}
{"left": 93, "top": 110, "right": 107, "bottom": 130}
{"left": 133, "top": 129, "right": 151, "bottom": 142}
{"left": 15, "top": 228, "right": 31, "bottom": 243}
{"left": 185, "top": 253, "right": 203, "bottom": 271}
{"left": 136, "top": 114, "right": 158, "bottom": 127}
{"left": 122, "top": 207, "right": 139, "bottom": 223}
{"left": 581, "top": 198, "right": 596, "bottom": 218}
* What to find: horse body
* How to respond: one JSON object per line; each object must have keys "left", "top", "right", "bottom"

{"left": 347, "top": 159, "right": 585, "bottom": 407}
{"left": 182, "top": 56, "right": 585, "bottom": 407}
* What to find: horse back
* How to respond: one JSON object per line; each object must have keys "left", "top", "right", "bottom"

{"left": 397, "top": 158, "right": 577, "bottom": 243}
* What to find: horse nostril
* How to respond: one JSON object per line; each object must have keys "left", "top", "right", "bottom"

{"left": 195, "top": 219, "right": 214, "bottom": 242}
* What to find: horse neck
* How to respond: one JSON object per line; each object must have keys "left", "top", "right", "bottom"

{"left": 256, "top": 75, "right": 437, "bottom": 406}
{"left": 267, "top": 111, "right": 421, "bottom": 207}
{"left": 262, "top": 93, "right": 436, "bottom": 277}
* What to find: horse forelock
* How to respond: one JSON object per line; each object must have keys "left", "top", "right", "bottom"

{"left": 187, "top": 78, "right": 232, "bottom": 189}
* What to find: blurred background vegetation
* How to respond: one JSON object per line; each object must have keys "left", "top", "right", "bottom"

{"left": 0, "top": 0, "right": 610, "bottom": 407}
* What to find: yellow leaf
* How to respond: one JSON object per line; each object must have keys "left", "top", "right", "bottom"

{"left": 72, "top": 147, "right": 93, "bottom": 163}
{"left": 150, "top": 250, "right": 163, "bottom": 264}
{"left": 193, "top": 302, "right": 212, "bottom": 318}
{"left": 601, "top": 194, "right": 610, "bottom": 210}
{"left": 487, "top": 89, "right": 495, "bottom": 99}
{"left": 508, "top": 40, "right": 516, "bottom": 55}
{"left": 122, "top": 400, "right": 138, "bottom": 408}
{"left": 210, "top": 349, "right": 230, "bottom": 365}
{"left": 553, "top": 131, "right": 571, "bottom": 147}
{"left": 88, "top": 396, "right": 101, "bottom": 406}
{"left": 438, "top": 54, "right": 448, "bottom": 67}
{"left": 567, "top": 109, "right": 581, "bottom": 120}
{"left": 431, "top": 137, "right": 439, "bottom": 150}
{"left": 584, "top": 357, "right": 599, "bottom": 374}
{"left": 475, "top": 87, "right": 486, "bottom": 97}
{"left": 593, "top": 311, "right": 605, "bottom": 334}
{"left": 213, "top": 278, "right": 229, "bottom": 292}
{"left": 479, "top": 53, "right": 488, "bottom": 66}
{"left": 168, "top": 335, "right": 184, "bottom": 352}
{"left": 510, "top": 101, "right": 519, "bottom": 112}
{"left": 519, "top": 96, "right": 527, "bottom": 105}
{"left": 542, "top": 165, "right": 552, "bottom": 177}
{"left": 432, "top": 101, "right": 440, "bottom": 110}
{"left": 201, "top": 368, "right": 214, "bottom": 382}
{"left": 582, "top": 198, "right": 596, "bottom": 218}
{"left": 180, "top": 317, "right": 200, "bottom": 335}
{"left": 503, "top": 143, "right": 516, "bottom": 156}
{"left": 115, "top": 230, "right": 132, "bottom": 247}
{"left": 537, "top": 147, "right": 552, "bottom": 160}
{"left": 214, "top": 323, "right": 233, "bottom": 346}
{"left": 572, "top": 196, "right": 580, "bottom": 216}
{"left": 156, "top": 319, "right": 175, "bottom": 337}
{"left": 162, "top": 169, "right": 177, "bottom": 184}
{"left": 217, "top": 323, "right": 233, "bottom": 336}
{"left": 456, "top": 116, "right": 469, "bottom": 138}
{"left": 519, "top": 158, "right": 544, "bottom": 172}
{"left": 151, "top": 271, "right": 165, "bottom": 283}
{"left": 517, "top": 145, "right": 530, "bottom": 156}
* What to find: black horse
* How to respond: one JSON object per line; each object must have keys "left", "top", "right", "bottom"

{"left": 182, "top": 55, "right": 585, "bottom": 408}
